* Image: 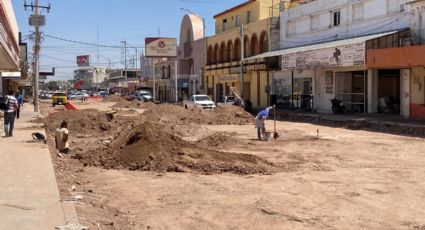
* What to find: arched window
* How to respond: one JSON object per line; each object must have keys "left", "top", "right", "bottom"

{"left": 213, "top": 44, "right": 219, "bottom": 64}
{"left": 233, "top": 38, "right": 241, "bottom": 61}
{"left": 219, "top": 42, "right": 226, "bottom": 63}
{"left": 259, "top": 31, "right": 268, "bottom": 53}
{"left": 207, "top": 45, "right": 213, "bottom": 64}
{"left": 243, "top": 35, "right": 250, "bottom": 58}
{"left": 250, "top": 33, "right": 259, "bottom": 56}
{"left": 226, "top": 40, "right": 233, "bottom": 62}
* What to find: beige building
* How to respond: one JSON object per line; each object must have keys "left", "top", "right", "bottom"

{"left": 0, "top": 0, "right": 21, "bottom": 95}
{"left": 204, "top": 0, "right": 298, "bottom": 108}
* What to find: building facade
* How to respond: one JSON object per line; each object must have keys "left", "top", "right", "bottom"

{"left": 73, "top": 66, "right": 108, "bottom": 90}
{"left": 204, "top": 0, "right": 285, "bottom": 108}
{"left": 0, "top": 0, "right": 20, "bottom": 95}
{"left": 251, "top": 0, "right": 422, "bottom": 117}
{"left": 177, "top": 13, "right": 206, "bottom": 98}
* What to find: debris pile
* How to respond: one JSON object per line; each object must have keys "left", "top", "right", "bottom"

{"left": 73, "top": 122, "right": 273, "bottom": 174}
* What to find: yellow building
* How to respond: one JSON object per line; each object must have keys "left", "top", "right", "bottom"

{"left": 204, "top": 0, "right": 299, "bottom": 108}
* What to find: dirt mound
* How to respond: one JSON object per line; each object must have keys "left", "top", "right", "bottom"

{"left": 197, "top": 133, "right": 238, "bottom": 148}
{"left": 45, "top": 110, "right": 114, "bottom": 135}
{"left": 102, "top": 94, "right": 120, "bottom": 102}
{"left": 112, "top": 99, "right": 156, "bottom": 109}
{"left": 142, "top": 104, "right": 254, "bottom": 125}
{"left": 75, "top": 122, "right": 273, "bottom": 174}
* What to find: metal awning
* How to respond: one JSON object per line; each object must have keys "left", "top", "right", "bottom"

{"left": 245, "top": 31, "right": 399, "bottom": 62}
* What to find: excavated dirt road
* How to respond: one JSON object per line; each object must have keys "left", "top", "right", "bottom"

{"left": 40, "top": 99, "right": 425, "bottom": 229}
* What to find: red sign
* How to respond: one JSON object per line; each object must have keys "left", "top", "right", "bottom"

{"left": 77, "top": 55, "right": 90, "bottom": 66}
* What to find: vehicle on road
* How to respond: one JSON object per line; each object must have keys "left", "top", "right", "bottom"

{"left": 52, "top": 92, "right": 68, "bottom": 107}
{"left": 183, "top": 95, "right": 216, "bottom": 109}
{"left": 74, "top": 92, "right": 89, "bottom": 100}
{"left": 126, "top": 91, "right": 153, "bottom": 102}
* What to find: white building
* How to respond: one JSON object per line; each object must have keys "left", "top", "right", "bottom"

{"left": 249, "top": 0, "right": 421, "bottom": 116}
{"left": 73, "top": 66, "right": 107, "bottom": 90}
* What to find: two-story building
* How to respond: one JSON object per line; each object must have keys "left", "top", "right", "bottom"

{"left": 0, "top": 0, "right": 21, "bottom": 95}
{"left": 204, "top": 0, "right": 288, "bottom": 108}
{"left": 248, "top": 0, "right": 418, "bottom": 117}
{"left": 74, "top": 66, "right": 108, "bottom": 90}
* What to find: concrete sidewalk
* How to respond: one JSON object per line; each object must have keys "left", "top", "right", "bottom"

{"left": 0, "top": 105, "right": 78, "bottom": 229}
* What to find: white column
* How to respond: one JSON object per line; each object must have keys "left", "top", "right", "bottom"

{"left": 401, "top": 69, "right": 411, "bottom": 119}
{"left": 312, "top": 69, "right": 317, "bottom": 110}
{"left": 367, "top": 69, "right": 378, "bottom": 113}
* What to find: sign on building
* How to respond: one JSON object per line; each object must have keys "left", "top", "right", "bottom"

{"left": 145, "top": 38, "right": 177, "bottom": 58}
{"left": 282, "top": 43, "right": 365, "bottom": 71}
{"left": 77, "top": 55, "right": 90, "bottom": 66}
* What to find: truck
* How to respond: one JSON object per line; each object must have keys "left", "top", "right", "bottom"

{"left": 183, "top": 95, "right": 216, "bottom": 109}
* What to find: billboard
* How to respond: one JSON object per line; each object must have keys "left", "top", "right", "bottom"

{"left": 145, "top": 37, "right": 177, "bottom": 57}
{"left": 282, "top": 43, "right": 365, "bottom": 71}
{"left": 77, "top": 55, "right": 90, "bottom": 66}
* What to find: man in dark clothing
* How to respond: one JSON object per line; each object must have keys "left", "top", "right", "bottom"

{"left": 3, "top": 91, "right": 18, "bottom": 137}
{"left": 15, "top": 91, "right": 23, "bottom": 119}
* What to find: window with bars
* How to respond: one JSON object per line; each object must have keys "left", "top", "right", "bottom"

{"left": 332, "top": 10, "right": 341, "bottom": 27}
{"left": 353, "top": 3, "right": 364, "bottom": 20}
{"left": 310, "top": 15, "right": 320, "bottom": 31}
{"left": 287, "top": 20, "right": 296, "bottom": 35}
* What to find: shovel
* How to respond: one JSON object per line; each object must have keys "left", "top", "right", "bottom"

{"left": 273, "top": 105, "right": 279, "bottom": 139}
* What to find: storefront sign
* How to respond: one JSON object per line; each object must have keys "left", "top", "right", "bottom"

{"left": 282, "top": 43, "right": 365, "bottom": 71}
{"left": 145, "top": 37, "right": 177, "bottom": 58}
{"left": 218, "top": 75, "right": 237, "bottom": 82}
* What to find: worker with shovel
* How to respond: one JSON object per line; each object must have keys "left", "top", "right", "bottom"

{"left": 255, "top": 105, "right": 279, "bottom": 141}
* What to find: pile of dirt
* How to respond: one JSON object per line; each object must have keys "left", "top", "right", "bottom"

{"left": 102, "top": 94, "right": 120, "bottom": 102}
{"left": 197, "top": 133, "right": 238, "bottom": 148}
{"left": 142, "top": 104, "right": 254, "bottom": 125}
{"left": 44, "top": 110, "right": 115, "bottom": 135}
{"left": 74, "top": 122, "right": 273, "bottom": 174}
{"left": 112, "top": 99, "right": 156, "bottom": 109}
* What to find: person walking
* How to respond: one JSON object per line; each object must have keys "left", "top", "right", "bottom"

{"left": 15, "top": 91, "right": 23, "bottom": 119}
{"left": 3, "top": 91, "right": 18, "bottom": 137}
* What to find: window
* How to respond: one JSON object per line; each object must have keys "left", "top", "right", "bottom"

{"left": 247, "top": 11, "right": 252, "bottom": 23}
{"left": 236, "top": 15, "right": 240, "bottom": 27}
{"left": 332, "top": 11, "right": 341, "bottom": 27}
{"left": 287, "top": 20, "right": 296, "bottom": 35}
{"left": 222, "top": 19, "right": 227, "bottom": 31}
{"left": 310, "top": 15, "right": 320, "bottom": 31}
{"left": 387, "top": 0, "right": 402, "bottom": 13}
{"left": 353, "top": 3, "right": 364, "bottom": 20}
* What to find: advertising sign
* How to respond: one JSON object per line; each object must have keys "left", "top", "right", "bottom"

{"left": 145, "top": 37, "right": 177, "bottom": 58}
{"left": 77, "top": 55, "right": 90, "bottom": 66}
{"left": 282, "top": 43, "right": 365, "bottom": 71}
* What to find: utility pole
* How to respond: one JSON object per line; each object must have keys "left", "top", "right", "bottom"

{"left": 97, "top": 25, "right": 99, "bottom": 66}
{"left": 121, "top": 40, "right": 128, "bottom": 84}
{"left": 24, "top": 0, "right": 51, "bottom": 113}
{"left": 240, "top": 24, "right": 245, "bottom": 99}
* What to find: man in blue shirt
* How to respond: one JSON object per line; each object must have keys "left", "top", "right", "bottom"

{"left": 15, "top": 91, "right": 23, "bottom": 119}
{"left": 255, "top": 106, "right": 274, "bottom": 141}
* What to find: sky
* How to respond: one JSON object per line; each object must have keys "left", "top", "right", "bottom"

{"left": 12, "top": 0, "right": 246, "bottom": 81}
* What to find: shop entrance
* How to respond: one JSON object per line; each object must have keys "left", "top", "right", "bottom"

{"left": 335, "top": 71, "right": 366, "bottom": 113}
{"left": 377, "top": 69, "right": 400, "bottom": 114}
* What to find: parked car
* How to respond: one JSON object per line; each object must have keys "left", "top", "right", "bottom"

{"left": 183, "top": 95, "right": 216, "bottom": 109}
{"left": 74, "top": 92, "right": 89, "bottom": 100}
{"left": 127, "top": 91, "right": 153, "bottom": 102}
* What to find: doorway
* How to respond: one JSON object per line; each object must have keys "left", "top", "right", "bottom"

{"left": 378, "top": 69, "right": 400, "bottom": 114}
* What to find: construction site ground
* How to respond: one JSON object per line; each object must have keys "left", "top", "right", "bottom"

{"left": 39, "top": 99, "right": 425, "bottom": 230}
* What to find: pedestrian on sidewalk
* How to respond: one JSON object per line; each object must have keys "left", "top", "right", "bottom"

{"left": 55, "top": 120, "right": 70, "bottom": 156}
{"left": 2, "top": 91, "right": 18, "bottom": 137}
{"left": 15, "top": 91, "right": 23, "bottom": 119}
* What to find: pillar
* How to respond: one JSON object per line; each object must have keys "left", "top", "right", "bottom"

{"left": 367, "top": 69, "right": 378, "bottom": 113}
{"left": 401, "top": 69, "right": 411, "bottom": 119}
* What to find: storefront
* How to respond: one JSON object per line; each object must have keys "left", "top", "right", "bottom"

{"left": 249, "top": 31, "right": 401, "bottom": 113}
